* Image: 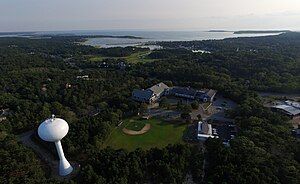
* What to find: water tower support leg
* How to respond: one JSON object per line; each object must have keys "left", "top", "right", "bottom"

{"left": 55, "top": 141, "right": 73, "bottom": 176}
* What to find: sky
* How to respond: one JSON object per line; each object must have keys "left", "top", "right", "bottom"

{"left": 0, "top": 0, "right": 300, "bottom": 32}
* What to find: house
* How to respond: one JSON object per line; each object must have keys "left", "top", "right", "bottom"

{"left": 197, "top": 121, "right": 216, "bottom": 141}
{"left": 76, "top": 75, "right": 89, "bottom": 79}
{"left": 0, "top": 117, "right": 7, "bottom": 122}
{"left": 196, "top": 89, "right": 217, "bottom": 102}
{"left": 148, "top": 82, "right": 169, "bottom": 100}
{"left": 170, "top": 87, "right": 217, "bottom": 102}
{"left": 65, "top": 83, "right": 72, "bottom": 89}
{"left": 132, "top": 82, "right": 217, "bottom": 104}
{"left": 169, "top": 87, "right": 197, "bottom": 99}
{"left": 271, "top": 101, "right": 300, "bottom": 119}
{"left": 0, "top": 108, "right": 9, "bottom": 122}
{"left": 132, "top": 89, "right": 154, "bottom": 103}
{"left": 132, "top": 82, "right": 169, "bottom": 103}
{"left": 0, "top": 108, "right": 9, "bottom": 116}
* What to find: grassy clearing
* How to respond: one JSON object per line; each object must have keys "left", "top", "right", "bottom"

{"left": 88, "top": 51, "right": 156, "bottom": 64}
{"left": 125, "top": 51, "right": 155, "bottom": 63}
{"left": 103, "top": 118, "right": 187, "bottom": 151}
{"left": 89, "top": 56, "right": 107, "bottom": 62}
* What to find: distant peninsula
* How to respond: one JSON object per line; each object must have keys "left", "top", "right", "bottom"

{"left": 0, "top": 31, "right": 144, "bottom": 40}
{"left": 85, "top": 35, "right": 144, "bottom": 39}
{"left": 42, "top": 34, "right": 144, "bottom": 39}
{"left": 208, "top": 30, "right": 232, "bottom": 33}
{"left": 0, "top": 31, "right": 36, "bottom": 36}
{"left": 234, "top": 30, "right": 290, "bottom": 34}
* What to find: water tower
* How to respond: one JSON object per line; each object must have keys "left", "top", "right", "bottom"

{"left": 38, "top": 115, "right": 73, "bottom": 176}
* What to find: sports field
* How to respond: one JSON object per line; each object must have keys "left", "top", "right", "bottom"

{"left": 103, "top": 118, "right": 187, "bottom": 151}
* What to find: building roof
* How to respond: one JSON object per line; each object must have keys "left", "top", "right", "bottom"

{"left": 195, "top": 91, "right": 206, "bottom": 97}
{"left": 133, "top": 89, "right": 153, "bottom": 100}
{"left": 285, "top": 100, "right": 300, "bottom": 108}
{"left": 205, "top": 89, "right": 217, "bottom": 98}
{"left": 273, "top": 104, "right": 300, "bottom": 116}
{"left": 171, "top": 87, "right": 197, "bottom": 97}
{"left": 201, "top": 122, "right": 210, "bottom": 134}
{"left": 149, "top": 82, "right": 169, "bottom": 95}
{"left": 197, "top": 121, "right": 215, "bottom": 139}
{"left": 198, "top": 121, "right": 212, "bottom": 135}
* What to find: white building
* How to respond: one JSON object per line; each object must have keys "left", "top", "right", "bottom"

{"left": 272, "top": 100, "right": 300, "bottom": 118}
{"left": 197, "top": 121, "right": 216, "bottom": 141}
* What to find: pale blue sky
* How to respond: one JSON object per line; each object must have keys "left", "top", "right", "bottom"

{"left": 1, "top": 0, "right": 300, "bottom": 32}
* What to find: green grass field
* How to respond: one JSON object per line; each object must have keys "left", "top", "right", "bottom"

{"left": 88, "top": 51, "right": 156, "bottom": 64}
{"left": 103, "top": 118, "right": 187, "bottom": 151}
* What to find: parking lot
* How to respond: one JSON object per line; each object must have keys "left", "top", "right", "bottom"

{"left": 209, "top": 118, "right": 237, "bottom": 142}
{"left": 144, "top": 94, "right": 238, "bottom": 143}
{"left": 145, "top": 108, "right": 181, "bottom": 120}
{"left": 212, "top": 95, "right": 237, "bottom": 110}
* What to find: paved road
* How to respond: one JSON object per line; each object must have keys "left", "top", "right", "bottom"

{"left": 258, "top": 92, "right": 300, "bottom": 101}
{"left": 213, "top": 95, "right": 237, "bottom": 109}
{"left": 191, "top": 105, "right": 209, "bottom": 121}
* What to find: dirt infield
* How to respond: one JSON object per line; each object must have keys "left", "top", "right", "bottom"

{"left": 122, "top": 124, "right": 151, "bottom": 135}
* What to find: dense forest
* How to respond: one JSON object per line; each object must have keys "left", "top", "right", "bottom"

{"left": 0, "top": 32, "right": 299, "bottom": 183}
{"left": 156, "top": 32, "right": 300, "bottom": 93}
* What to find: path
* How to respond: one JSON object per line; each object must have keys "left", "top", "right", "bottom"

{"left": 258, "top": 92, "right": 300, "bottom": 101}
{"left": 18, "top": 131, "right": 78, "bottom": 180}
{"left": 19, "top": 131, "right": 59, "bottom": 176}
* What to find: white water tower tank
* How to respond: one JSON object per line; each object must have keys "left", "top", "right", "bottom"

{"left": 38, "top": 115, "right": 73, "bottom": 176}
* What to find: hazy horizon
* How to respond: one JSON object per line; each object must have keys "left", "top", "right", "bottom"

{"left": 1, "top": 0, "right": 300, "bottom": 32}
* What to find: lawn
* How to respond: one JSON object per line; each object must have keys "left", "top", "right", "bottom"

{"left": 103, "top": 118, "right": 187, "bottom": 151}
{"left": 88, "top": 51, "right": 156, "bottom": 64}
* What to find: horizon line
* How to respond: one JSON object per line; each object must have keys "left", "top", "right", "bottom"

{"left": 0, "top": 28, "right": 297, "bottom": 34}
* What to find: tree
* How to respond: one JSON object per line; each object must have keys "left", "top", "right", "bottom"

{"left": 139, "top": 103, "right": 148, "bottom": 114}
{"left": 159, "top": 97, "right": 170, "bottom": 109}
{"left": 191, "top": 101, "right": 199, "bottom": 110}
{"left": 197, "top": 114, "right": 202, "bottom": 121}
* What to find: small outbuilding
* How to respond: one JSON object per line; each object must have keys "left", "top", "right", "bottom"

{"left": 197, "top": 121, "right": 216, "bottom": 141}
{"left": 271, "top": 101, "right": 300, "bottom": 119}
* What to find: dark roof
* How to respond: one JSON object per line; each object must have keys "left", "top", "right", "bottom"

{"left": 171, "top": 87, "right": 197, "bottom": 96}
{"left": 133, "top": 89, "right": 153, "bottom": 100}
{"left": 149, "top": 82, "right": 169, "bottom": 95}
{"left": 195, "top": 91, "right": 206, "bottom": 97}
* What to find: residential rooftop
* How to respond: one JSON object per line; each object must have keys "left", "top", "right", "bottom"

{"left": 273, "top": 104, "right": 300, "bottom": 116}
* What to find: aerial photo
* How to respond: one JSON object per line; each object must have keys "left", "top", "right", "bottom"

{"left": 1, "top": 0, "right": 300, "bottom": 184}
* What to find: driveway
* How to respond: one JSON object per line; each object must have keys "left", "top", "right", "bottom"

{"left": 19, "top": 131, "right": 59, "bottom": 176}
{"left": 18, "top": 131, "right": 78, "bottom": 179}
{"left": 213, "top": 95, "right": 237, "bottom": 109}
